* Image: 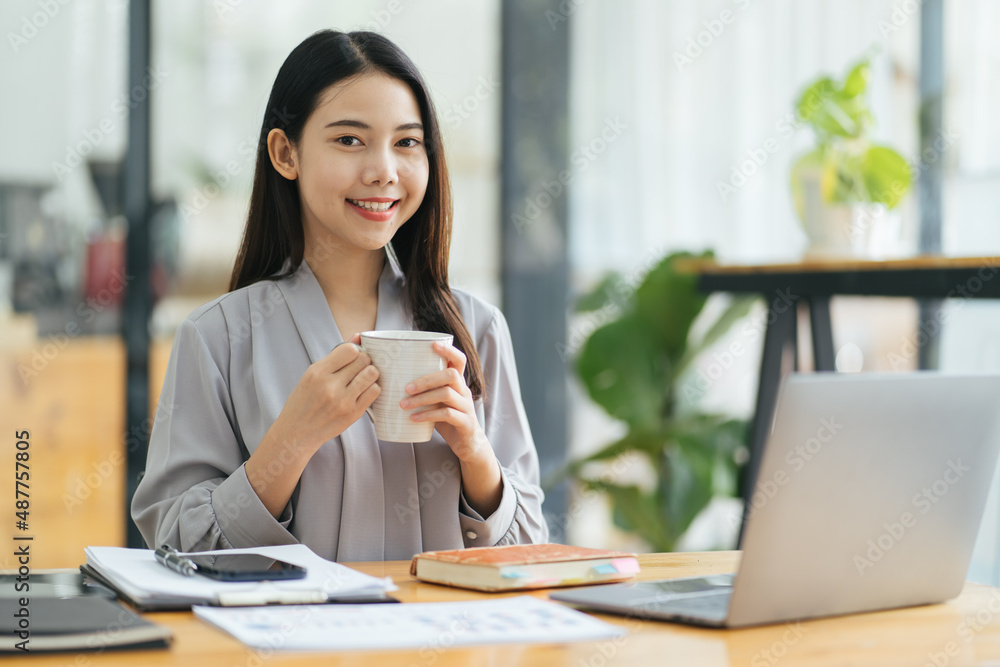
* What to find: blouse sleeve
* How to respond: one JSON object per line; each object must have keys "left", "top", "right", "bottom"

{"left": 130, "top": 314, "right": 297, "bottom": 551}
{"left": 458, "top": 307, "right": 550, "bottom": 546}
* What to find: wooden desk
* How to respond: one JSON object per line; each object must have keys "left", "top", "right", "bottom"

{"left": 687, "top": 256, "right": 1000, "bottom": 536}
{"left": 20, "top": 551, "right": 1000, "bottom": 666}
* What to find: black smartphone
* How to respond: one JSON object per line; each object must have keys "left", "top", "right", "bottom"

{"left": 185, "top": 553, "right": 307, "bottom": 581}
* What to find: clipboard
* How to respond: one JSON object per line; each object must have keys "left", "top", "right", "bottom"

{"left": 80, "top": 563, "right": 397, "bottom": 611}
{"left": 82, "top": 544, "right": 399, "bottom": 611}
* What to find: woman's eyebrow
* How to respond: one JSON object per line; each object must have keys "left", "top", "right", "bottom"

{"left": 323, "top": 119, "right": 424, "bottom": 131}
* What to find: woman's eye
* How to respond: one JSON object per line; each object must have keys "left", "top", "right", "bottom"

{"left": 336, "top": 136, "right": 362, "bottom": 147}
{"left": 397, "top": 138, "right": 421, "bottom": 148}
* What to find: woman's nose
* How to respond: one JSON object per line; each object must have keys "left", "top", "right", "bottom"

{"left": 362, "top": 146, "right": 398, "bottom": 186}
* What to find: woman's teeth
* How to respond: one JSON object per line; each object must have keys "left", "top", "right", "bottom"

{"left": 349, "top": 199, "right": 395, "bottom": 212}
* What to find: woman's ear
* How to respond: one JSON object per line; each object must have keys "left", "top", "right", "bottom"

{"left": 267, "top": 128, "right": 299, "bottom": 180}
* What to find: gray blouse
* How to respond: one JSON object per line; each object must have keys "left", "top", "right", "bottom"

{"left": 131, "top": 251, "right": 548, "bottom": 561}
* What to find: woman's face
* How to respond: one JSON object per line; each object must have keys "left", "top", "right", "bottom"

{"left": 283, "top": 73, "right": 430, "bottom": 258}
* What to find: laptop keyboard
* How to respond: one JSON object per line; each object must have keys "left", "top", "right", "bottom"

{"left": 631, "top": 588, "right": 732, "bottom": 620}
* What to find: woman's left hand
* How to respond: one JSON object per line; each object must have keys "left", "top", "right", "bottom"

{"left": 403, "top": 341, "right": 503, "bottom": 517}
{"left": 400, "top": 341, "right": 489, "bottom": 463}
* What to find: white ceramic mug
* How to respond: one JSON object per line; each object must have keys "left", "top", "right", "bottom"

{"left": 360, "top": 330, "right": 454, "bottom": 442}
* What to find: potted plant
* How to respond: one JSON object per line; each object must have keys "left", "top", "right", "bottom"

{"left": 790, "top": 59, "right": 912, "bottom": 258}
{"left": 551, "top": 252, "right": 755, "bottom": 552}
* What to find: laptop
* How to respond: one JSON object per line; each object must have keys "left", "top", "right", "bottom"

{"left": 551, "top": 372, "right": 1000, "bottom": 628}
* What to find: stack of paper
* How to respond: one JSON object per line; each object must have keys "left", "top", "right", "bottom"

{"left": 83, "top": 544, "right": 395, "bottom": 610}
{"left": 194, "top": 596, "right": 625, "bottom": 651}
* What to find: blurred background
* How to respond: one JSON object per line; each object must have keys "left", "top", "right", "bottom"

{"left": 3, "top": 0, "right": 1000, "bottom": 583}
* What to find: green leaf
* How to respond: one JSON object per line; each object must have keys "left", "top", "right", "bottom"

{"left": 675, "top": 295, "right": 758, "bottom": 379}
{"left": 544, "top": 431, "right": 659, "bottom": 490}
{"left": 796, "top": 77, "right": 836, "bottom": 126}
{"left": 586, "top": 481, "right": 674, "bottom": 552}
{"left": 658, "top": 445, "right": 713, "bottom": 546}
{"left": 795, "top": 62, "right": 870, "bottom": 140}
{"left": 861, "top": 145, "right": 912, "bottom": 208}
{"left": 575, "top": 314, "right": 668, "bottom": 430}
{"left": 712, "top": 448, "right": 740, "bottom": 497}
{"left": 575, "top": 272, "right": 629, "bottom": 313}
{"left": 842, "top": 61, "right": 869, "bottom": 97}
{"left": 669, "top": 416, "right": 747, "bottom": 500}
{"left": 572, "top": 431, "right": 664, "bottom": 468}
{"left": 819, "top": 94, "right": 861, "bottom": 137}
{"left": 632, "top": 252, "right": 710, "bottom": 364}
{"left": 790, "top": 148, "right": 824, "bottom": 222}
{"left": 709, "top": 420, "right": 748, "bottom": 497}
{"left": 830, "top": 148, "right": 868, "bottom": 203}
{"left": 798, "top": 84, "right": 856, "bottom": 138}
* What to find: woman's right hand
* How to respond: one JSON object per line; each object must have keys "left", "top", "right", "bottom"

{"left": 246, "top": 337, "right": 379, "bottom": 517}
{"left": 277, "top": 339, "right": 381, "bottom": 451}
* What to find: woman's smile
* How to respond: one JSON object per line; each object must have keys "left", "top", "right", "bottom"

{"left": 347, "top": 197, "right": 400, "bottom": 221}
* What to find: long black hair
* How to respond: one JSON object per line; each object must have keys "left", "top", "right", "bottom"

{"left": 230, "top": 30, "right": 483, "bottom": 397}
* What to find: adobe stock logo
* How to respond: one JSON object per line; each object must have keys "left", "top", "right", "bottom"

{"left": 854, "top": 459, "right": 970, "bottom": 576}
{"left": 751, "top": 622, "right": 808, "bottom": 667}
{"left": 732, "top": 416, "right": 844, "bottom": 531}
{"left": 7, "top": 0, "right": 72, "bottom": 53}
{"left": 443, "top": 76, "right": 499, "bottom": 130}
{"left": 511, "top": 117, "right": 628, "bottom": 233}
{"left": 672, "top": 0, "right": 753, "bottom": 72}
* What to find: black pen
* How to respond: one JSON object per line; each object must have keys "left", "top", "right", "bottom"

{"left": 154, "top": 544, "right": 198, "bottom": 577}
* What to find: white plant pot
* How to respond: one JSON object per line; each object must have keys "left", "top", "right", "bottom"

{"left": 798, "top": 170, "right": 887, "bottom": 259}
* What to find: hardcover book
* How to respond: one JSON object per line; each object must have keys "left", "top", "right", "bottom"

{"left": 409, "top": 543, "right": 640, "bottom": 592}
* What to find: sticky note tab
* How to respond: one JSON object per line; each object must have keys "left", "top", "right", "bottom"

{"left": 501, "top": 570, "right": 528, "bottom": 579}
{"left": 530, "top": 578, "right": 562, "bottom": 587}
{"left": 592, "top": 564, "right": 617, "bottom": 575}
{"left": 610, "top": 558, "right": 641, "bottom": 574}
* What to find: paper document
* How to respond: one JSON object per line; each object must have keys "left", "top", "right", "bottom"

{"left": 194, "top": 595, "right": 625, "bottom": 652}
{"left": 84, "top": 544, "right": 395, "bottom": 609}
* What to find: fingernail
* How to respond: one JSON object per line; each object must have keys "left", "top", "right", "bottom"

{"left": 400, "top": 399, "right": 409, "bottom": 408}
{"left": 405, "top": 382, "right": 416, "bottom": 393}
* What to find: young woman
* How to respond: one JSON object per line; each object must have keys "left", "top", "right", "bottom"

{"left": 131, "top": 30, "right": 548, "bottom": 561}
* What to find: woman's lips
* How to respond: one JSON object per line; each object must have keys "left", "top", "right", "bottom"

{"left": 347, "top": 198, "right": 399, "bottom": 221}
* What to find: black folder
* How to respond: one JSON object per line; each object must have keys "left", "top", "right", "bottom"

{"left": 0, "top": 596, "right": 171, "bottom": 653}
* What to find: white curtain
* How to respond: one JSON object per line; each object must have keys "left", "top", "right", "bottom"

{"left": 569, "top": 0, "right": 917, "bottom": 276}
